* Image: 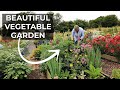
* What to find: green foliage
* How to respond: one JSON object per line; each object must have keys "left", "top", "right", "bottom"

{"left": 46, "top": 58, "right": 62, "bottom": 79}
{"left": 0, "top": 48, "right": 32, "bottom": 79}
{"left": 37, "top": 44, "right": 52, "bottom": 59}
{"left": 40, "top": 63, "right": 47, "bottom": 72}
{"left": 4, "top": 62, "right": 32, "bottom": 79}
{"left": 60, "top": 70, "right": 70, "bottom": 79}
{"left": 56, "top": 21, "right": 69, "bottom": 32}
{"left": 55, "top": 14, "right": 119, "bottom": 32}
{"left": 20, "top": 40, "right": 29, "bottom": 48}
{"left": 74, "top": 19, "right": 89, "bottom": 29}
{"left": 112, "top": 69, "right": 120, "bottom": 79}
{"left": 56, "top": 19, "right": 89, "bottom": 32}
{"left": 118, "top": 20, "right": 120, "bottom": 26}
{"left": 103, "top": 15, "right": 118, "bottom": 27}
{"left": 89, "top": 16, "right": 104, "bottom": 28}
{"left": 0, "top": 48, "right": 23, "bottom": 71}
{"left": 68, "top": 21, "right": 75, "bottom": 30}
{"left": 89, "top": 15, "right": 118, "bottom": 28}
{"left": 86, "top": 48, "right": 101, "bottom": 68}
{"left": 47, "top": 12, "right": 62, "bottom": 32}
{"left": 34, "top": 49, "right": 41, "bottom": 60}
{"left": 84, "top": 64, "right": 102, "bottom": 79}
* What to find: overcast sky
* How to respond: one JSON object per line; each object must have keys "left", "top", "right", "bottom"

{"left": 0, "top": 11, "right": 120, "bottom": 27}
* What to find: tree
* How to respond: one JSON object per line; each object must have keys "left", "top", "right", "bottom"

{"left": 47, "top": 12, "right": 62, "bottom": 32}
{"left": 68, "top": 21, "right": 75, "bottom": 31}
{"left": 102, "top": 15, "right": 118, "bottom": 27}
{"left": 89, "top": 15, "right": 119, "bottom": 28}
{"left": 74, "top": 19, "right": 89, "bottom": 29}
{"left": 56, "top": 21, "right": 69, "bottom": 33}
{"left": 95, "top": 16, "right": 104, "bottom": 27}
{"left": 117, "top": 20, "right": 120, "bottom": 26}
{"left": 89, "top": 16, "right": 104, "bottom": 28}
{"left": 89, "top": 20, "right": 97, "bottom": 28}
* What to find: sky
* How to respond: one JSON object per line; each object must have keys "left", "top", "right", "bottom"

{"left": 0, "top": 11, "right": 120, "bottom": 27}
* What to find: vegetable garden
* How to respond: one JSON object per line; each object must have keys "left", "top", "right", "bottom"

{"left": 0, "top": 26, "right": 120, "bottom": 79}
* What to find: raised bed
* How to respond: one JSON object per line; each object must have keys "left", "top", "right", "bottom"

{"left": 101, "top": 54, "right": 120, "bottom": 63}
{"left": 101, "top": 72, "right": 113, "bottom": 79}
{"left": 101, "top": 55, "right": 120, "bottom": 79}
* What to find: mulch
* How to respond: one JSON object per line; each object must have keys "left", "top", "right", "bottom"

{"left": 101, "top": 59, "right": 120, "bottom": 78}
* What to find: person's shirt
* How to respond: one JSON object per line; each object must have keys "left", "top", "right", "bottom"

{"left": 0, "top": 44, "right": 3, "bottom": 49}
{"left": 72, "top": 27, "right": 85, "bottom": 42}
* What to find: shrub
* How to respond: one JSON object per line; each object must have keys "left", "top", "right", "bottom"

{"left": 0, "top": 48, "right": 32, "bottom": 79}
{"left": 4, "top": 62, "right": 32, "bottom": 79}
{"left": 91, "top": 33, "right": 120, "bottom": 59}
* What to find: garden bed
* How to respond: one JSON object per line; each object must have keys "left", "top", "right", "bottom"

{"left": 101, "top": 59, "right": 120, "bottom": 78}
{"left": 101, "top": 54, "right": 120, "bottom": 63}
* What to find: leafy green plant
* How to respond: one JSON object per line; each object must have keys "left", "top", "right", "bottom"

{"left": 84, "top": 64, "right": 103, "bottom": 79}
{"left": 59, "top": 70, "right": 70, "bottom": 79}
{"left": 34, "top": 49, "right": 41, "bottom": 60}
{"left": 86, "top": 48, "right": 101, "bottom": 68}
{"left": 37, "top": 44, "right": 52, "bottom": 59}
{"left": 4, "top": 62, "right": 32, "bottom": 79}
{"left": 46, "top": 58, "right": 62, "bottom": 79}
{"left": 112, "top": 69, "right": 120, "bottom": 79}
{"left": 95, "top": 48, "right": 101, "bottom": 68}
{"left": 0, "top": 48, "right": 32, "bottom": 79}
{"left": 0, "top": 48, "right": 23, "bottom": 71}
{"left": 69, "top": 73, "right": 77, "bottom": 79}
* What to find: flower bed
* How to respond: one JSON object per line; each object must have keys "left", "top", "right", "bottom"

{"left": 31, "top": 33, "right": 106, "bottom": 79}
{"left": 91, "top": 32, "right": 120, "bottom": 61}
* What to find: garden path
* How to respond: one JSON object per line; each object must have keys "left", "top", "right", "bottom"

{"left": 25, "top": 41, "right": 47, "bottom": 79}
{"left": 102, "top": 59, "right": 120, "bottom": 78}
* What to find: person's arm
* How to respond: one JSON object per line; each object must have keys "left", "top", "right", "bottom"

{"left": 72, "top": 29, "right": 74, "bottom": 41}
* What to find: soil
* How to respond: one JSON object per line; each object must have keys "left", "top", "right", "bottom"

{"left": 27, "top": 69, "right": 47, "bottom": 79}
{"left": 25, "top": 41, "right": 47, "bottom": 79}
{"left": 101, "top": 59, "right": 120, "bottom": 78}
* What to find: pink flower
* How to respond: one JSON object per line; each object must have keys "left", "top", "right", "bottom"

{"left": 110, "top": 49, "right": 114, "bottom": 53}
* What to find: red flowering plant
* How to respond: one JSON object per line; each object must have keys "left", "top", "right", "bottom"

{"left": 82, "top": 32, "right": 93, "bottom": 44}
{"left": 91, "top": 32, "right": 120, "bottom": 59}
{"left": 91, "top": 35, "right": 106, "bottom": 54}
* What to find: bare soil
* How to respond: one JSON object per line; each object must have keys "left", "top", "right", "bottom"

{"left": 27, "top": 69, "right": 47, "bottom": 79}
{"left": 25, "top": 41, "right": 47, "bottom": 79}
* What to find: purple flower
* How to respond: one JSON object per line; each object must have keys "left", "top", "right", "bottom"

{"left": 81, "top": 57, "right": 87, "bottom": 64}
